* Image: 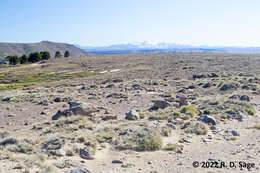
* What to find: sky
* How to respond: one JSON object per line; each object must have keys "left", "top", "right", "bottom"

{"left": 1, "top": 0, "right": 260, "bottom": 46}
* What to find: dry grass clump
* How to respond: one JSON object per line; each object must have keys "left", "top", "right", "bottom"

{"left": 55, "top": 116, "right": 94, "bottom": 131}
{"left": 252, "top": 123, "right": 260, "bottom": 130}
{"left": 115, "top": 125, "right": 163, "bottom": 152}
{"left": 149, "top": 112, "right": 169, "bottom": 120}
{"left": 163, "top": 143, "right": 179, "bottom": 151}
{"left": 135, "top": 132, "right": 162, "bottom": 151}
{"left": 243, "top": 103, "right": 256, "bottom": 115}
{"left": 8, "top": 139, "right": 35, "bottom": 153}
{"left": 96, "top": 132, "right": 114, "bottom": 143}
{"left": 160, "top": 126, "right": 172, "bottom": 137}
{"left": 184, "top": 122, "right": 208, "bottom": 135}
{"left": 230, "top": 136, "right": 239, "bottom": 141}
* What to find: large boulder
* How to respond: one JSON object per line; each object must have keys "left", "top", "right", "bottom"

{"left": 52, "top": 110, "right": 73, "bottom": 120}
{"left": 52, "top": 102, "right": 98, "bottom": 120}
{"left": 69, "top": 102, "right": 98, "bottom": 116}
{"left": 201, "top": 115, "right": 217, "bottom": 125}
{"left": 219, "top": 83, "right": 237, "bottom": 91}
{"left": 240, "top": 95, "right": 250, "bottom": 101}
{"left": 150, "top": 100, "right": 170, "bottom": 110}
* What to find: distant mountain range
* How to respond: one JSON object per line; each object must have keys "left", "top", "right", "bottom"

{"left": 1, "top": 41, "right": 260, "bottom": 61}
{"left": 76, "top": 41, "right": 260, "bottom": 54}
{"left": 0, "top": 41, "right": 88, "bottom": 60}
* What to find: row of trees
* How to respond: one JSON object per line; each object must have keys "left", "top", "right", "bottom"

{"left": 6, "top": 50, "right": 70, "bottom": 65}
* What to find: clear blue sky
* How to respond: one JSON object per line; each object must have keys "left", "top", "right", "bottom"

{"left": 1, "top": 0, "right": 260, "bottom": 46}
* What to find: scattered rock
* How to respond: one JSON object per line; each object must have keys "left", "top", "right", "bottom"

{"left": 79, "top": 149, "right": 94, "bottom": 160}
{"left": 202, "top": 83, "right": 211, "bottom": 88}
{"left": 203, "top": 138, "right": 212, "bottom": 143}
{"left": 66, "top": 161, "right": 84, "bottom": 167}
{"left": 105, "top": 84, "right": 115, "bottom": 88}
{"left": 52, "top": 102, "right": 98, "bottom": 120}
{"left": 2, "top": 97, "right": 11, "bottom": 102}
{"left": 65, "top": 168, "right": 91, "bottom": 173}
{"left": 219, "top": 84, "right": 237, "bottom": 91}
{"left": 54, "top": 97, "right": 62, "bottom": 102}
{"left": 112, "top": 160, "right": 123, "bottom": 164}
{"left": 188, "top": 85, "right": 196, "bottom": 89}
{"left": 13, "top": 164, "right": 23, "bottom": 169}
{"left": 7, "top": 113, "right": 16, "bottom": 117}
{"left": 193, "top": 74, "right": 206, "bottom": 79}
{"left": 240, "top": 95, "right": 250, "bottom": 101}
{"left": 242, "top": 85, "right": 250, "bottom": 90}
{"left": 40, "top": 111, "right": 46, "bottom": 115}
{"left": 42, "top": 138, "right": 63, "bottom": 150}
{"left": 69, "top": 102, "right": 98, "bottom": 116}
{"left": 106, "top": 93, "right": 128, "bottom": 99}
{"left": 112, "top": 79, "right": 123, "bottom": 83}
{"left": 53, "top": 162, "right": 65, "bottom": 169}
{"left": 132, "top": 84, "right": 143, "bottom": 90}
{"left": 102, "top": 115, "right": 117, "bottom": 121}
{"left": 125, "top": 109, "right": 139, "bottom": 120}
{"left": 208, "top": 73, "right": 219, "bottom": 78}
{"left": 201, "top": 115, "right": 217, "bottom": 125}
{"left": 228, "top": 112, "right": 245, "bottom": 121}
{"left": 0, "top": 138, "right": 18, "bottom": 146}
{"left": 51, "top": 149, "right": 66, "bottom": 156}
{"left": 183, "top": 138, "right": 192, "bottom": 143}
{"left": 150, "top": 100, "right": 170, "bottom": 110}
{"left": 167, "top": 123, "right": 177, "bottom": 130}
{"left": 0, "top": 131, "right": 9, "bottom": 139}
{"left": 231, "top": 130, "right": 240, "bottom": 136}
{"left": 179, "top": 96, "right": 188, "bottom": 107}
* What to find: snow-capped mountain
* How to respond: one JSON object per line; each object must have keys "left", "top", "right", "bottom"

{"left": 77, "top": 41, "right": 195, "bottom": 51}
{"left": 75, "top": 42, "right": 260, "bottom": 54}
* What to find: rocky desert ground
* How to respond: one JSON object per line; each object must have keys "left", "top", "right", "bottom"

{"left": 0, "top": 53, "right": 259, "bottom": 173}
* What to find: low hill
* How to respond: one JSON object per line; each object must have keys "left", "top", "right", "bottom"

{"left": 0, "top": 41, "right": 88, "bottom": 59}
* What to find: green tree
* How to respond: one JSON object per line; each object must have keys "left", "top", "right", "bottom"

{"left": 28, "top": 52, "right": 42, "bottom": 63}
{"left": 64, "top": 50, "right": 70, "bottom": 57}
{"left": 55, "top": 51, "right": 62, "bottom": 58}
{"left": 41, "top": 51, "right": 51, "bottom": 60}
{"left": 19, "top": 54, "right": 28, "bottom": 64}
{"left": 6, "top": 56, "right": 19, "bottom": 65}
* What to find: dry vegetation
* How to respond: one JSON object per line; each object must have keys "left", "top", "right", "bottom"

{"left": 0, "top": 53, "right": 260, "bottom": 172}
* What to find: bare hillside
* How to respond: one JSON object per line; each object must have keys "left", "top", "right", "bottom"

{"left": 0, "top": 41, "right": 88, "bottom": 59}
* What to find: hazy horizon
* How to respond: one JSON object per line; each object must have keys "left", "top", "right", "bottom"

{"left": 1, "top": 0, "right": 260, "bottom": 47}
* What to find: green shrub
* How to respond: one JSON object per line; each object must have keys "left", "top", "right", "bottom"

{"left": 180, "top": 105, "right": 200, "bottom": 117}
{"left": 55, "top": 51, "right": 62, "bottom": 58}
{"left": 6, "top": 56, "right": 20, "bottom": 65}
{"left": 40, "top": 51, "right": 51, "bottom": 60}
{"left": 19, "top": 54, "right": 28, "bottom": 64}
{"left": 64, "top": 51, "right": 70, "bottom": 57}
{"left": 29, "top": 52, "right": 42, "bottom": 63}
